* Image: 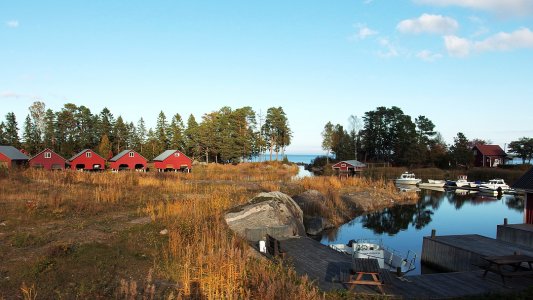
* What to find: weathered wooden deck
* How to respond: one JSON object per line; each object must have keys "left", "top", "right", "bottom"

{"left": 422, "top": 234, "right": 533, "bottom": 271}
{"left": 280, "top": 236, "right": 533, "bottom": 298}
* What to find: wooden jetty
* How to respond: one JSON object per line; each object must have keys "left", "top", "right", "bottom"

{"left": 279, "top": 236, "right": 533, "bottom": 298}
{"left": 497, "top": 223, "right": 533, "bottom": 248}
{"left": 422, "top": 233, "right": 533, "bottom": 272}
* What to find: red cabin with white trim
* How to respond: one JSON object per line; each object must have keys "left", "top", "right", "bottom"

{"left": 109, "top": 150, "right": 147, "bottom": 171}
{"left": 152, "top": 150, "right": 192, "bottom": 172}
{"left": 68, "top": 149, "right": 106, "bottom": 171}
{"left": 29, "top": 148, "right": 66, "bottom": 170}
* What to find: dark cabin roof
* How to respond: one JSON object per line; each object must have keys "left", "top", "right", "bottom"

{"left": 30, "top": 148, "right": 66, "bottom": 161}
{"left": 474, "top": 144, "right": 506, "bottom": 156}
{"left": 334, "top": 160, "right": 366, "bottom": 167}
{"left": 0, "top": 145, "right": 29, "bottom": 160}
{"left": 513, "top": 167, "right": 533, "bottom": 193}
{"left": 68, "top": 149, "right": 105, "bottom": 162}
{"left": 109, "top": 150, "right": 147, "bottom": 162}
{"left": 153, "top": 150, "right": 175, "bottom": 161}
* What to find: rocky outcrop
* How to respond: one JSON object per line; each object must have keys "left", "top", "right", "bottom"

{"left": 293, "top": 190, "right": 335, "bottom": 235}
{"left": 224, "top": 191, "right": 305, "bottom": 241}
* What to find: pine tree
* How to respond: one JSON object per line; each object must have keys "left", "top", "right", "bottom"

{"left": 43, "top": 109, "right": 56, "bottom": 151}
{"left": 23, "top": 114, "right": 41, "bottom": 155}
{"left": 0, "top": 122, "right": 6, "bottom": 144}
{"left": 113, "top": 116, "right": 129, "bottom": 153}
{"left": 169, "top": 113, "right": 185, "bottom": 150}
{"left": 155, "top": 111, "right": 169, "bottom": 154}
{"left": 136, "top": 118, "right": 147, "bottom": 154}
{"left": 5, "top": 112, "right": 20, "bottom": 148}
{"left": 184, "top": 114, "right": 199, "bottom": 159}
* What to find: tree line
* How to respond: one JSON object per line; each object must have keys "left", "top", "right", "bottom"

{"left": 321, "top": 106, "right": 532, "bottom": 168}
{"left": 0, "top": 102, "right": 292, "bottom": 163}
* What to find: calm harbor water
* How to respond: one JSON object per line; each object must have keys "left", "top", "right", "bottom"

{"left": 255, "top": 154, "right": 320, "bottom": 164}
{"left": 319, "top": 188, "right": 524, "bottom": 275}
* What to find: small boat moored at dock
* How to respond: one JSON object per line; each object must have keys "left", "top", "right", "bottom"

{"left": 418, "top": 179, "right": 446, "bottom": 188}
{"left": 478, "top": 178, "right": 510, "bottom": 194}
{"left": 394, "top": 172, "right": 421, "bottom": 185}
{"left": 329, "top": 239, "right": 417, "bottom": 274}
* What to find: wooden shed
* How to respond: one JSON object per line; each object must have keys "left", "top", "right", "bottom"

{"left": 0, "top": 145, "right": 29, "bottom": 168}
{"left": 472, "top": 144, "right": 507, "bottom": 167}
{"left": 152, "top": 150, "right": 192, "bottom": 172}
{"left": 332, "top": 160, "right": 366, "bottom": 174}
{"left": 68, "top": 149, "right": 106, "bottom": 171}
{"left": 109, "top": 150, "right": 147, "bottom": 171}
{"left": 29, "top": 148, "right": 66, "bottom": 170}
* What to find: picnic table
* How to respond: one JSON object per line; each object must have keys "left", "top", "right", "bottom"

{"left": 344, "top": 258, "right": 385, "bottom": 294}
{"left": 480, "top": 254, "right": 533, "bottom": 286}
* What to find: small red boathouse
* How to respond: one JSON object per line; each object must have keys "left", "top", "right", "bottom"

{"left": 68, "top": 149, "right": 106, "bottom": 171}
{"left": 152, "top": 150, "right": 192, "bottom": 172}
{"left": 29, "top": 148, "right": 66, "bottom": 170}
{"left": 109, "top": 150, "right": 147, "bottom": 171}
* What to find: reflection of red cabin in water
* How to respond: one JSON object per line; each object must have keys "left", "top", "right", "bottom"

{"left": 68, "top": 149, "right": 106, "bottom": 171}
{"left": 152, "top": 150, "right": 192, "bottom": 172}
{"left": 29, "top": 148, "right": 66, "bottom": 170}
{"left": 513, "top": 167, "right": 533, "bottom": 224}
{"left": 332, "top": 160, "right": 366, "bottom": 173}
{"left": 109, "top": 150, "right": 147, "bottom": 171}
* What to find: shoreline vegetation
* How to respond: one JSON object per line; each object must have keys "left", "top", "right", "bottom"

{"left": 1, "top": 162, "right": 419, "bottom": 299}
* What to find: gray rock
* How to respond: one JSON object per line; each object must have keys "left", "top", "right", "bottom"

{"left": 293, "top": 190, "right": 335, "bottom": 235}
{"left": 225, "top": 191, "right": 305, "bottom": 241}
{"left": 303, "top": 216, "right": 334, "bottom": 236}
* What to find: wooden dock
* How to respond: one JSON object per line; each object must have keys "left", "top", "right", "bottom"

{"left": 279, "top": 236, "right": 533, "bottom": 298}
{"left": 497, "top": 223, "right": 533, "bottom": 248}
{"left": 422, "top": 234, "right": 533, "bottom": 272}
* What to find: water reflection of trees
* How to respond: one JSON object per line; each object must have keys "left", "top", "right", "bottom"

{"left": 322, "top": 190, "right": 524, "bottom": 239}
{"left": 361, "top": 191, "right": 441, "bottom": 235}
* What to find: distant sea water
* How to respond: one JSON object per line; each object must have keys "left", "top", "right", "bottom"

{"left": 255, "top": 154, "right": 322, "bottom": 164}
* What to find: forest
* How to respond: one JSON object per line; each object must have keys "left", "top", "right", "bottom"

{"left": 321, "top": 106, "right": 533, "bottom": 168}
{"left": 0, "top": 102, "right": 291, "bottom": 163}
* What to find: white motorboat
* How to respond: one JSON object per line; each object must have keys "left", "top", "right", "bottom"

{"left": 478, "top": 178, "right": 510, "bottom": 193}
{"left": 394, "top": 172, "right": 421, "bottom": 185}
{"left": 329, "top": 239, "right": 417, "bottom": 274}
{"left": 447, "top": 175, "right": 474, "bottom": 188}
{"left": 418, "top": 179, "right": 445, "bottom": 188}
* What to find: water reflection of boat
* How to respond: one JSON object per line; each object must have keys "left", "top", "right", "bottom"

{"left": 396, "top": 183, "right": 421, "bottom": 192}
{"left": 329, "top": 239, "right": 417, "bottom": 274}
{"left": 394, "top": 172, "right": 422, "bottom": 185}
{"left": 452, "top": 188, "right": 478, "bottom": 196}
{"left": 418, "top": 179, "right": 445, "bottom": 189}
{"left": 419, "top": 186, "right": 445, "bottom": 192}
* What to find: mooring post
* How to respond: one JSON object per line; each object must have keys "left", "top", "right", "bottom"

{"left": 431, "top": 229, "right": 436, "bottom": 238}
{"left": 504, "top": 218, "right": 508, "bottom": 226}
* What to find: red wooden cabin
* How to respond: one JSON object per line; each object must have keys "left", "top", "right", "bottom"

{"left": 29, "top": 148, "right": 66, "bottom": 170}
{"left": 0, "top": 145, "right": 29, "bottom": 168}
{"left": 152, "top": 150, "right": 192, "bottom": 172}
{"left": 332, "top": 160, "right": 366, "bottom": 174}
{"left": 472, "top": 144, "right": 507, "bottom": 167}
{"left": 68, "top": 149, "right": 106, "bottom": 171}
{"left": 109, "top": 150, "right": 147, "bottom": 171}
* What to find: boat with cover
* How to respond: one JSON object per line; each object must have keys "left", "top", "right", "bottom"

{"left": 329, "top": 239, "right": 417, "bottom": 274}
{"left": 446, "top": 175, "right": 474, "bottom": 188}
{"left": 394, "top": 172, "right": 421, "bottom": 185}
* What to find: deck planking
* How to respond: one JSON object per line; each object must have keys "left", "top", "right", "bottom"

{"left": 279, "top": 236, "right": 533, "bottom": 298}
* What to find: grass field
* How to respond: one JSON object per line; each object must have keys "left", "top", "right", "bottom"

{"left": 0, "top": 163, "right": 435, "bottom": 299}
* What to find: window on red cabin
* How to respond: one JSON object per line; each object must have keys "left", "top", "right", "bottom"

{"left": 44, "top": 152, "right": 51, "bottom": 159}
{"left": 86, "top": 152, "right": 92, "bottom": 158}
{"left": 174, "top": 152, "right": 180, "bottom": 157}
{"left": 341, "top": 164, "right": 346, "bottom": 167}
{"left": 129, "top": 152, "right": 134, "bottom": 157}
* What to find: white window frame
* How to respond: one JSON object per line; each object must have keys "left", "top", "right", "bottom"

{"left": 86, "top": 152, "right": 92, "bottom": 158}
{"left": 174, "top": 152, "right": 180, "bottom": 157}
{"left": 44, "top": 152, "right": 52, "bottom": 159}
{"left": 129, "top": 152, "right": 134, "bottom": 157}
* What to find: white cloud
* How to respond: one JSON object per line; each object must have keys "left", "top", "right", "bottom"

{"left": 377, "top": 38, "right": 399, "bottom": 58}
{"left": 6, "top": 20, "right": 19, "bottom": 28}
{"left": 416, "top": 50, "right": 443, "bottom": 61}
{"left": 397, "top": 14, "right": 459, "bottom": 35}
{"left": 444, "top": 28, "right": 533, "bottom": 57}
{"left": 414, "top": 0, "right": 533, "bottom": 17}
{"left": 352, "top": 23, "right": 378, "bottom": 40}
{"left": 0, "top": 91, "right": 24, "bottom": 98}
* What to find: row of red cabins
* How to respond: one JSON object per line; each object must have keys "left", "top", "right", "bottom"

{"left": 0, "top": 146, "right": 192, "bottom": 172}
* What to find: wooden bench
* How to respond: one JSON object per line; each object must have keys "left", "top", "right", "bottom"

{"left": 266, "top": 234, "right": 286, "bottom": 258}
{"left": 478, "top": 254, "right": 533, "bottom": 286}
{"left": 345, "top": 258, "right": 385, "bottom": 294}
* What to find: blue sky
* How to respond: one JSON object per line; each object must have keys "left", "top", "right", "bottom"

{"left": 2, "top": 0, "right": 533, "bottom": 154}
